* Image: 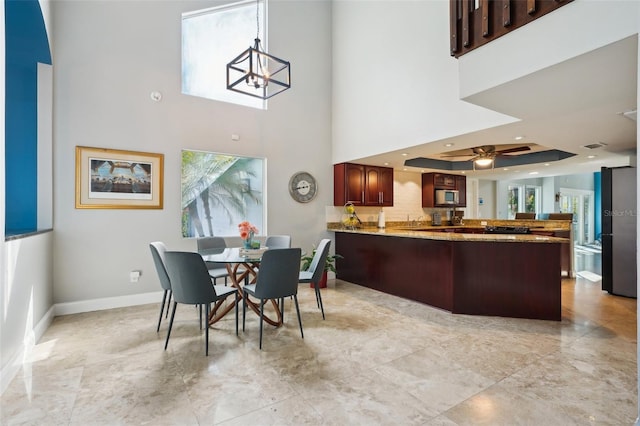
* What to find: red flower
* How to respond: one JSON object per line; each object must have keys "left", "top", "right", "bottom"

{"left": 238, "top": 221, "right": 258, "bottom": 240}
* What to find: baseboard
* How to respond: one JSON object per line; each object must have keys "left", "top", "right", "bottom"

{"left": 55, "top": 291, "right": 163, "bottom": 316}
{"left": 1, "top": 305, "right": 55, "bottom": 395}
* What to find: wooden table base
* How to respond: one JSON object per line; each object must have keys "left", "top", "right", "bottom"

{"left": 208, "top": 262, "right": 283, "bottom": 327}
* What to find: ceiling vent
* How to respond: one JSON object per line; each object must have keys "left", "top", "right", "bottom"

{"left": 582, "top": 142, "right": 608, "bottom": 150}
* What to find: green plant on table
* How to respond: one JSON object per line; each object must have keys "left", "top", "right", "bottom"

{"left": 301, "top": 249, "right": 344, "bottom": 273}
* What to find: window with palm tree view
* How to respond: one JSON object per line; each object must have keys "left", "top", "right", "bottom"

{"left": 181, "top": 150, "right": 264, "bottom": 238}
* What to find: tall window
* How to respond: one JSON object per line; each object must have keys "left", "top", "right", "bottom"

{"left": 181, "top": 150, "right": 265, "bottom": 238}
{"left": 507, "top": 186, "right": 520, "bottom": 219}
{"left": 507, "top": 184, "right": 541, "bottom": 219}
{"left": 182, "top": 0, "right": 266, "bottom": 109}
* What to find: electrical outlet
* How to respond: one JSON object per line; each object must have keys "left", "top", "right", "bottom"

{"left": 130, "top": 270, "right": 141, "bottom": 283}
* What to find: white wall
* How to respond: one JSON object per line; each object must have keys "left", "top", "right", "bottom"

{"left": 459, "top": 0, "right": 640, "bottom": 100}
{"left": 477, "top": 180, "right": 496, "bottom": 219}
{"left": 331, "top": 0, "right": 517, "bottom": 164}
{"left": 51, "top": 0, "right": 332, "bottom": 305}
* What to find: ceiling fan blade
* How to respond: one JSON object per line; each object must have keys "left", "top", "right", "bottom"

{"left": 440, "top": 153, "right": 476, "bottom": 158}
{"left": 496, "top": 146, "right": 531, "bottom": 155}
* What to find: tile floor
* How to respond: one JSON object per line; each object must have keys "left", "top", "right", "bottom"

{"left": 1, "top": 275, "right": 636, "bottom": 425}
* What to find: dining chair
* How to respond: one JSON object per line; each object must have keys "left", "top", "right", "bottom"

{"left": 149, "top": 242, "right": 172, "bottom": 332}
{"left": 298, "top": 239, "right": 331, "bottom": 320}
{"left": 164, "top": 251, "right": 239, "bottom": 356}
{"left": 196, "top": 237, "right": 230, "bottom": 285}
{"left": 515, "top": 212, "right": 536, "bottom": 219}
{"left": 242, "top": 248, "right": 302, "bottom": 350}
{"left": 264, "top": 235, "right": 291, "bottom": 249}
{"left": 548, "top": 213, "right": 574, "bottom": 221}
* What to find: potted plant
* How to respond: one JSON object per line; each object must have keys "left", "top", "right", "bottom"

{"left": 301, "top": 250, "right": 343, "bottom": 289}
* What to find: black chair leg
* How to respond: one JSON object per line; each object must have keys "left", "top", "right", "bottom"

{"left": 165, "top": 302, "right": 177, "bottom": 350}
{"left": 242, "top": 290, "right": 247, "bottom": 332}
{"left": 259, "top": 299, "right": 264, "bottom": 350}
{"left": 199, "top": 304, "right": 203, "bottom": 330}
{"left": 315, "top": 283, "right": 325, "bottom": 320}
{"left": 165, "top": 290, "right": 172, "bottom": 318}
{"left": 157, "top": 289, "right": 168, "bottom": 332}
{"left": 235, "top": 293, "right": 239, "bottom": 336}
{"left": 205, "top": 304, "right": 210, "bottom": 356}
{"left": 293, "top": 295, "right": 303, "bottom": 339}
{"left": 280, "top": 298, "right": 285, "bottom": 322}
{"left": 314, "top": 284, "right": 321, "bottom": 308}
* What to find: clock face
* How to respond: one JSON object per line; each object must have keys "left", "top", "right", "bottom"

{"left": 289, "top": 172, "right": 317, "bottom": 203}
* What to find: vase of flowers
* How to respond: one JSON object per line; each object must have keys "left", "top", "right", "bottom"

{"left": 238, "top": 221, "right": 259, "bottom": 249}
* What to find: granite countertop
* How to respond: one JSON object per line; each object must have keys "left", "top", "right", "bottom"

{"left": 328, "top": 226, "right": 570, "bottom": 243}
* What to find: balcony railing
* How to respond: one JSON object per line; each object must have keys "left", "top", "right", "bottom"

{"left": 450, "top": 0, "right": 574, "bottom": 58}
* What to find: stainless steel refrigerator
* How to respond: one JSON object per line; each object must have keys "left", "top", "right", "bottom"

{"left": 601, "top": 166, "right": 637, "bottom": 298}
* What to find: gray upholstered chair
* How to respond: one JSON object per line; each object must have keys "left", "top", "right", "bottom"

{"left": 196, "top": 237, "right": 230, "bottom": 285}
{"left": 242, "top": 248, "right": 302, "bottom": 350}
{"left": 164, "top": 251, "right": 239, "bottom": 356}
{"left": 149, "top": 242, "right": 172, "bottom": 332}
{"left": 299, "top": 239, "right": 331, "bottom": 320}
{"left": 265, "top": 235, "right": 291, "bottom": 249}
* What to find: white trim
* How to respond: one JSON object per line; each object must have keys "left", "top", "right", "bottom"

{"left": 55, "top": 291, "right": 163, "bottom": 316}
{"left": 1, "top": 305, "right": 55, "bottom": 395}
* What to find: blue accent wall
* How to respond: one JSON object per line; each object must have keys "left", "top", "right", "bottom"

{"left": 5, "top": 0, "right": 52, "bottom": 234}
{"left": 594, "top": 171, "right": 601, "bottom": 240}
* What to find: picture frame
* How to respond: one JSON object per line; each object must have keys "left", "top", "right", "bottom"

{"left": 75, "top": 146, "right": 164, "bottom": 209}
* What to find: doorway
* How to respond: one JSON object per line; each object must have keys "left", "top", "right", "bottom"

{"left": 559, "top": 188, "right": 595, "bottom": 246}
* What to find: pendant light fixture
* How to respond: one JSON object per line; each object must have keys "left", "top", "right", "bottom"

{"left": 226, "top": 0, "right": 291, "bottom": 100}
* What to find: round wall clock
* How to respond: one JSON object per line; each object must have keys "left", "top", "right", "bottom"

{"left": 289, "top": 171, "right": 318, "bottom": 203}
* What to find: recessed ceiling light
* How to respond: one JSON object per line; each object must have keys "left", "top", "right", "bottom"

{"left": 444, "top": 143, "right": 454, "bottom": 147}
{"left": 529, "top": 171, "right": 539, "bottom": 175}
{"left": 503, "top": 168, "right": 509, "bottom": 171}
{"left": 461, "top": 171, "right": 466, "bottom": 174}
{"left": 401, "top": 153, "right": 408, "bottom": 157}
{"left": 384, "top": 162, "right": 389, "bottom": 166}
{"left": 544, "top": 163, "right": 550, "bottom": 166}
{"left": 587, "top": 155, "right": 597, "bottom": 159}
{"left": 421, "top": 169, "right": 425, "bottom": 173}
{"left": 514, "top": 136, "right": 524, "bottom": 140}
{"left": 403, "top": 168, "right": 408, "bottom": 171}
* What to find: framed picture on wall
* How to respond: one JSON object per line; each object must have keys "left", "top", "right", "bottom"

{"left": 75, "top": 146, "right": 164, "bottom": 209}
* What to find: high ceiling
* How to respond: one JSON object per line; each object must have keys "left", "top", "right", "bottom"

{"left": 350, "top": 35, "right": 638, "bottom": 181}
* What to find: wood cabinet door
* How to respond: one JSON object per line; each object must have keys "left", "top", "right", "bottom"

{"left": 379, "top": 167, "right": 394, "bottom": 206}
{"left": 455, "top": 175, "right": 466, "bottom": 207}
{"left": 345, "top": 163, "right": 365, "bottom": 205}
{"left": 434, "top": 174, "right": 456, "bottom": 189}
{"left": 364, "top": 166, "right": 381, "bottom": 205}
{"left": 422, "top": 173, "right": 436, "bottom": 207}
{"left": 364, "top": 166, "right": 394, "bottom": 206}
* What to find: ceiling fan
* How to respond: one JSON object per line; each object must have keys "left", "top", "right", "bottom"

{"left": 441, "top": 144, "right": 532, "bottom": 168}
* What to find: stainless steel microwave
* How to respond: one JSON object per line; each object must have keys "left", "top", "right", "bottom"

{"left": 435, "top": 189, "right": 459, "bottom": 205}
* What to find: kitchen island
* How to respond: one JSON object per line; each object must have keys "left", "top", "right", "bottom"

{"left": 331, "top": 226, "right": 569, "bottom": 321}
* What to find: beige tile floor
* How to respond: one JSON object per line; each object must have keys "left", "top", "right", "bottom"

{"left": 1, "top": 276, "right": 636, "bottom": 425}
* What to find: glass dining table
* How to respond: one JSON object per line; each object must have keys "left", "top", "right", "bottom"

{"left": 200, "top": 247, "right": 283, "bottom": 327}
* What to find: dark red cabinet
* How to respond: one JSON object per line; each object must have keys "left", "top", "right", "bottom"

{"left": 334, "top": 163, "right": 393, "bottom": 206}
